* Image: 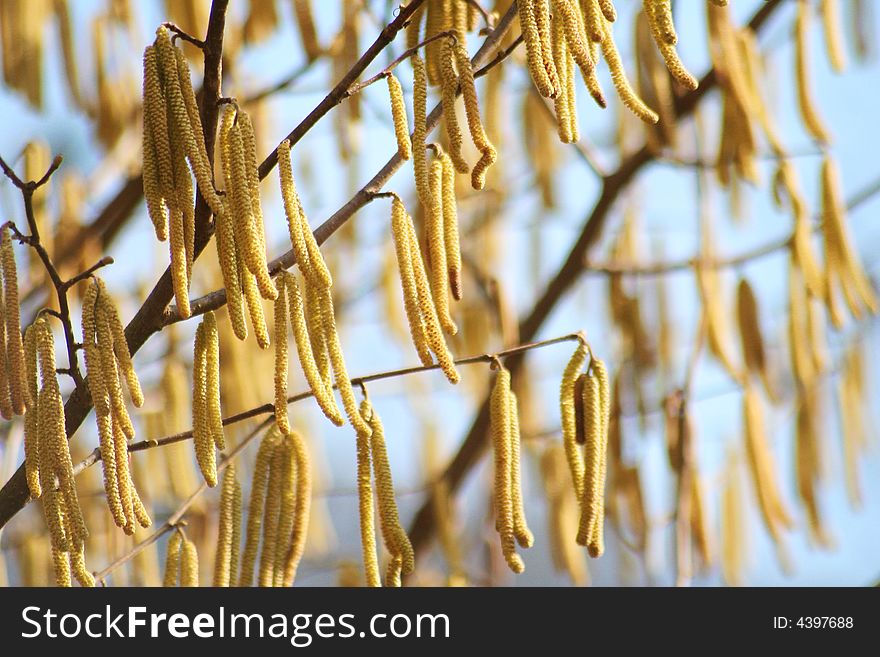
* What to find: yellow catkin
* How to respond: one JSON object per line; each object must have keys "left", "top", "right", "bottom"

{"left": 230, "top": 478, "right": 242, "bottom": 585}
{"left": 776, "top": 163, "right": 824, "bottom": 299}
{"left": 163, "top": 531, "right": 183, "bottom": 587}
{"left": 386, "top": 73, "right": 412, "bottom": 161}
{"left": 411, "top": 56, "right": 433, "bottom": 216}
{"left": 283, "top": 271, "right": 344, "bottom": 425}
{"left": 274, "top": 275, "right": 292, "bottom": 434}
{"left": 519, "top": 0, "right": 558, "bottom": 97}
{"left": 22, "top": 325, "right": 40, "bottom": 495}
{"left": 600, "top": 18, "right": 659, "bottom": 124}
{"left": 555, "top": 0, "right": 606, "bottom": 108}
{"left": 242, "top": 265, "right": 271, "bottom": 349}
{"left": 293, "top": 0, "right": 321, "bottom": 60}
{"left": 391, "top": 197, "right": 433, "bottom": 366}
{"left": 644, "top": 0, "right": 698, "bottom": 90}
{"left": 820, "top": 0, "right": 846, "bottom": 73}
{"left": 550, "top": 7, "right": 574, "bottom": 143}
{"left": 180, "top": 538, "right": 199, "bottom": 587}
{"left": 277, "top": 139, "right": 332, "bottom": 289}
{"left": 428, "top": 158, "right": 457, "bottom": 335}
{"left": 589, "top": 358, "right": 610, "bottom": 557}
{"left": 273, "top": 436, "right": 297, "bottom": 587}
{"left": 454, "top": 42, "right": 497, "bottom": 190}
{"left": 439, "top": 38, "right": 469, "bottom": 174}
{"left": 560, "top": 341, "right": 588, "bottom": 499}
{"left": 142, "top": 44, "right": 171, "bottom": 241}
{"left": 743, "top": 383, "right": 793, "bottom": 545}
{"left": 576, "top": 373, "right": 602, "bottom": 548}
{"left": 365, "top": 402, "right": 415, "bottom": 577}
{"left": 304, "top": 279, "right": 333, "bottom": 396}
{"left": 821, "top": 156, "right": 878, "bottom": 320}
{"left": 204, "top": 311, "right": 225, "bottom": 451}
{"left": 795, "top": 3, "right": 832, "bottom": 144}
{"left": 192, "top": 321, "right": 217, "bottom": 487}
{"left": 509, "top": 390, "right": 534, "bottom": 549}
{"left": 355, "top": 402, "right": 381, "bottom": 587}
{"left": 439, "top": 153, "right": 463, "bottom": 302}
{"left": 491, "top": 367, "right": 524, "bottom": 573}
{"left": 403, "top": 209, "right": 460, "bottom": 383}
{"left": 0, "top": 258, "right": 12, "bottom": 420}
{"left": 1, "top": 227, "right": 29, "bottom": 415}
{"left": 98, "top": 281, "right": 143, "bottom": 408}
{"left": 221, "top": 106, "right": 277, "bottom": 301}
{"left": 213, "top": 463, "right": 237, "bottom": 586}
{"left": 214, "top": 204, "right": 247, "bottom": 340}
{"left": 95, "top": 301, "right": 134, "bottom": 440}
{"left": 282, "top": 430, "right": 311, "bottom": 587}
{"left": 259, "top": 442, "right": 284, "bottom": 586}
{"left": 239, "top": 430, "right": 278, "bottom": 586}
{"left": 318, "top": 286, "right": 373, "bottom": 436}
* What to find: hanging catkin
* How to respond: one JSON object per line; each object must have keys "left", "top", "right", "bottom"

{"left": 820, "top": 0, "right": 847, "bottom": 72}
{"left": 386, "top": 73, "right": 412, "bottom": 161}
{"left": 736, "top": 279, "right": 774, "bottom": 400}
{"left": 81, "top": 278, "right": 150, "bottom": 534}
{"left": 794, "top": 3, "right": 832, "bottom": 144}
{"left": 281, "top": 430, "right": 311, "bottom": 587}
{"left": 213, "top": 464, "right": 241, "bottom": 587}
{"left": 519, "top": 0, "right": 559, "bottom": 98}
{"left": 239, "top": 429, "right": 278, "bottom": 586}
{"left": 560, "top": 341, "right": 588, "bottom": 499}
{"left": 643, "top": 0, "right": 698, "bottom": 90}
{"left": 362, "top": 399, "right": 415, "bottom": 585}
{"left": 23, "top": 317, "right": 93, "bottom": 587}
{"left": 427, "top": 157, "right": 457, "bottom": 335}
{"left": 355, "top": 401, "right": 381, "bottom": 587}
{"left": 1, "top": 225, "right": 29, "bottom": 417}
{"left": 599, "top": 16, "right": 659, "bottom": 124}
{"left": 192, "top": 311, "right": 225, "bottom": 487}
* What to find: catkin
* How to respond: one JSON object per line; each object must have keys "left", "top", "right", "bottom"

{"left": 600, "top": 18, "right": 659, "bottom": 123}
{"left": 576, "top": 373, "right": 602, "bottom": 548}
{"left": 560, "top": 341, "right": 588, "bottom": 499}
{"left": 163, "top": 531, "right": 183, "bottom": 587}
{"left": 439, "top": 38, "right": 469, "bottom": 174}
{"left": 644, "top": 0, "right": 698, "bottom": 90}
{"left": 454, "top": 42, "right": 497, "bottom": 190}
{"left": 386, "top": 73, "right": 412, "bottom": 161}
{"left": 180, "top": 539, "right": 199, "bottom": 587}
{"left": 364, "top": 401, "right": 415, "bottom": 580}
{"left": 428, "top": 158, "right": 457, "bottom": 335}
{"left": 820, "top": 0, "right": 846, "bottom": 73}
{"left": 1, "top": 226, "right": 29, "bottom": 416}
{"left": 736, "top": 279, "right": 772, "bottom": 397}
{"left": 391, "top": 197, "right": 433, "bottom": 366}
{"left": 509, "top": 390, "right": 534, "bottom": 549}
{"left": 192, "top": 312, "right": 225, "bottom": 487}
{"left": 355, "top": 401, "right": 381, "bottom": 587}
{"left": 282, "top": 271, "right": 344, "bottom": 425}
{"left": 292, "top": 0, "right": 321, "bottom": 59}
{"left": 281, "top": 430, "right": 311, "bottom": 587}
{"left": 439, "top": 153, "right": 463, "bottom": 301}
{"left": 259, "top": 442, "right": 284, "bottom": 586}
{"left": 239, "top": 430, "right": 278, "bottom": 586}
{"left": 213, "top": 464, "right": 239, "bottom": 586}
{"left": 795, "top": 3, "right": 832, "bottom": 144}
{"left": 274, "top": 275, "right": 292, "bottom": 435}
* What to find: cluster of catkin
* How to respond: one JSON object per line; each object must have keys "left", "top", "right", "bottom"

{"left": 192, "top": 311, "right": 226, "bottom": 487}
{"left": 217, "top": 104, "right": 278, "bottom": 346}
{"left": 559, "top": 341, "right": 610, "bottom": 558}
{"left": 163, "top": 528, "right": 199, "bottom": 587}
{"left": 354, "top": 398, "right": 415, "bottom": 587}
{"left": 239, "top": 427, "right": 311, "bottom": 587}
{"left": 0, "top": 226, "right": 28, "bottom": 419}
{"left": 517, "top": 0, "right": 698, "bottom": 141}
{"left": 22, "top": 316, "right": 93, "bottom": 587}
{"left": 390, "top": 194, "right": 459, "bottom": 384}
{"left": 274, "top": 139, "right": 370, "bottom": 436}
{"left": 142, "top": 25, "right": 224, "bottom": 319}
{"left": 81, "top": 277, "right": 151, "bottom": 535}
{"left": 489, "top": 365, "right": 534, "bottom": 573}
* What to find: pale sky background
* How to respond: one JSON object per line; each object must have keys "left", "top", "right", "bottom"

{"left": 1, "top": 0, "right": 878, "bottom": 586}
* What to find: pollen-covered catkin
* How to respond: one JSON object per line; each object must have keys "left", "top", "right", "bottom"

{"left": 259, "top": 441, "right": 283, "bottom": 587}
{"left": 281, "top": 430, "right": 311, "bottom": 587}
{"left": 192, "top": 321, "right": 217, "bottom": 487}
{"left": 239, "top": 429, "right": 278, "bottom": 586}
{"left": 355, "top": 401, "right": 381, "bottom": 587}
{"left": 214, "top": 203, "right": 247, "bottom": 340}
{"left": 141, "top": 44, "right": 171, "bottom": 240}
{"left": 283, "top": 271, "right": 344, "bottom": 425}
{"left": 600, "top": 18, "right": 659, "bottom": 124}
{"left": 1, "top": 226, "right": 29, "bottom": 416}
{"left": 163, "top": 531, "right": 183, "bottom": 587}
{"left": 454, "top": 42, "right": 497, "bottom": 190}
{"left": 439, "top": 39, "right": 469, "bottom": 175}
{"left": 277, "top": 139, "right": 332, "bottom": 289}
{"left": 508, "top": 390, "right": 534, "bottom": 549}
{"left": 560, "top": 341, "right": 588, "bottom": 499}
{"left": 428, "top": 158, "right": 457, "bottom": 335}
{"left": 439, "top": 153, "right": 463, "bottom": 301}
{"left": 386, "top": 73, "right": 411, "bottom": 161}
{"left": 213, "top": 464, "right": 238, "bottom": 586}
{"left": 390, "top": 197, "right": 433, "bottom": 366}
{"left": 519, "top": 0, "right": 557, "bottom": 98}
{"left": 643, "top": 0, "right": 698, "bottom": 90}
{"left": 491, "top": 366, "right": 524, "bottom": 573}
{"left": 273, "top": 274, "right": 292, "bottom": 435}
{"left": 180, "top": 538, "right": 199, "bottom": 587}
{"left": 365, "top": 401, "right": 415, "bottom": 579}
{"left": 588, "top": 358, "right": 610, "bottom": 557}
{"left": 576, "top": 373, "right": 602, "bottom": 547}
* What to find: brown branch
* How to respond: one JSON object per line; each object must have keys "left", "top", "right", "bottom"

{"left": 404, "top": 0, "right": 787, "bottom": 568}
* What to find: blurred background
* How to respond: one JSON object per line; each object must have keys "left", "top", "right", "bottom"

{"left": 0, "top": 0, "right": 878, "bottom": 586}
